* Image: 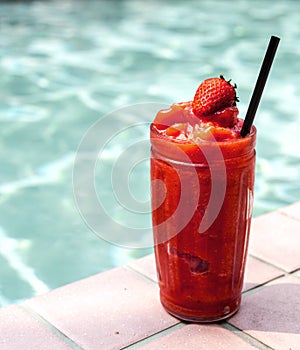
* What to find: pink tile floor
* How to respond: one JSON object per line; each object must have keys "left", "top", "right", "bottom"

{"left": 1, "top": 202, "right": 300, "bottom": 350}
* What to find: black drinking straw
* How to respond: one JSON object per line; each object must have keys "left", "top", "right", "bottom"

{"left": 240, "top": 35, "right": 280, "bottom": 137}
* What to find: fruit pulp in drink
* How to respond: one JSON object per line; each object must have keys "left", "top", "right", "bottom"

{"left": 150, "top": 101, "right": 256, "bottom": 322}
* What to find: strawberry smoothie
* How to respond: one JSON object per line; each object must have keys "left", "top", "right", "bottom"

{"left": 150, "top": 76, "right": 256, "bottom": 322}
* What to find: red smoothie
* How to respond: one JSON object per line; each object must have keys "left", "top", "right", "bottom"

{"left": 150, "top": 78, "right": 256, "bottom": 322}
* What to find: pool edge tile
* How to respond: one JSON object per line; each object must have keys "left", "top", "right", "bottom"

{"left": 277, "top": 201, "right": 300, "bottom": 221}
{"left": 228, "top": 275, "right": 300, "bottom": 350}
{"left": 136, "top": 323, "right": 260, "bottom": 350}
{"left": 0, "top": 304, "right": 74, "bottom": 350}
{"left": 249, "top": 210, "right": 300, "bottom": 272}
{"left": 23, "top": 266, "right": 179, "bottom": 350}
{"left": 126, "top": 253, "right": 158, "bottom": 283}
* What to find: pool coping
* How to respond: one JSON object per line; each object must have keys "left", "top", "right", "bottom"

{"left": 0, "top": 201, "right": 300, "bottom": 349}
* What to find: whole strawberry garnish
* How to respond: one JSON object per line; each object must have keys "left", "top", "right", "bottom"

{"left": 192, "top": 75, "right": 239, "bottom": 117}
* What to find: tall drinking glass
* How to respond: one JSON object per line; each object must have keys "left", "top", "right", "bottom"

{"left": 150, "top": 107, "right": 256, "bottom": 322}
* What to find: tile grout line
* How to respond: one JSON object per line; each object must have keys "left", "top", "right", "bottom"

{"left": 120, "top": 316, "right": 277, "bottom": 350}
{"left": 120, "top": 322, "right": 185, "bottom": 349}
{"left": 125, "top": 255, "right": 300, "bottom": 348}
{"left": 20, "top": 304, "right": 84, "bottom": 350}
{"left": 248, "top": 253, "right": 293, "bottom": 274}
{"left": 277, "top": 209, "right": 300, "bottom": 223}
{"left": 242, "top": 273, "right": 288, "bottom": 298}
{"left": 120, "top": 265, "right": 186, "bottom": 349}
{"left": 124, "top": 264, "right": 158, "bottom": 285}
{"left": 223, "top": 322, "right": 276, "bottom": 350}
{"left": 242, "top": 268, "right": 300, "bottom": 298}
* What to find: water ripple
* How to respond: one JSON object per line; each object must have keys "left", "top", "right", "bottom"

{"left": 0, "top": 0, "right": 299, "bottom": 304}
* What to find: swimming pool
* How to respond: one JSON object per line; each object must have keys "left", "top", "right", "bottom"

{"left": 0, "top": 0, "right": 299, "bottom": 306}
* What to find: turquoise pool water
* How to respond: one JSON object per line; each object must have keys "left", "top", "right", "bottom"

{"left": 1, "top": 0, "right": 299, "bottom": 306}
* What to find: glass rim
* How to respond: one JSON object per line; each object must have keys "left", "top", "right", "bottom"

{"left": 150, "top": 122, "right": 257, "bottom": 146}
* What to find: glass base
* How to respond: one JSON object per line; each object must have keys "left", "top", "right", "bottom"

{"left": 160, "top": 295, "right": 241, "bottom": 323}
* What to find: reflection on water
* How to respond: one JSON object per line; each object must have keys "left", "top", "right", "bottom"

{"left": 0, "top": 0, "right": 299, "bottom": 305}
